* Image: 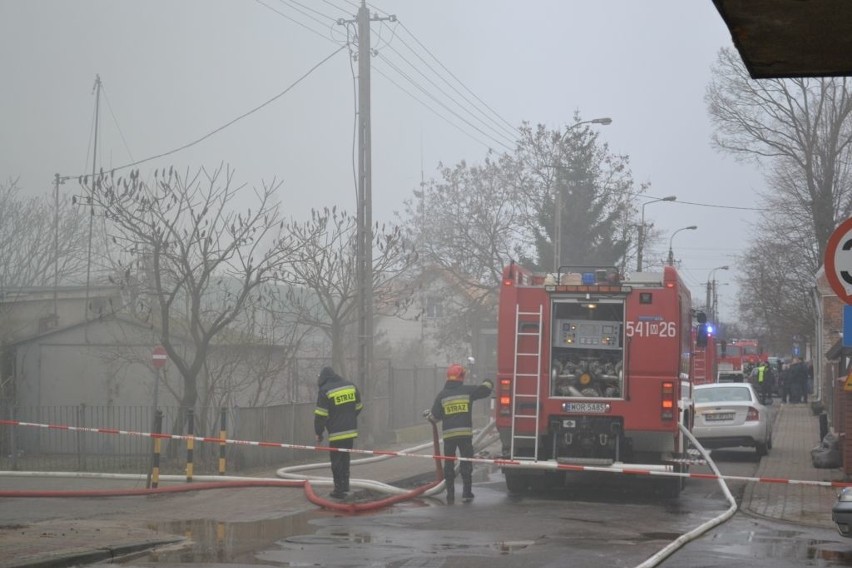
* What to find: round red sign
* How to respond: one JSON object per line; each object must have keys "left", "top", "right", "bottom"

{"left": 824, "top": 217, "right": 852, "bottom": 304}
{"left": 152, "top": 345, "right": 168, "bottom": 368}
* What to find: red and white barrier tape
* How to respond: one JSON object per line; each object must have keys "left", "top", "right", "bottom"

{"left": 1, "top": 418, "right": 849, "bottom": 489}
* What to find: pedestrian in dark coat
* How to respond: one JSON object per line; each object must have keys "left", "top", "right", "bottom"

{"left": 314, "top": 366, "right": 363, "bottom": 499}
{"left": 788, "top": 357, "right": 807, "bottom": 404}
{"left": 427, "top": 363, "right": 493, "bottom": 504}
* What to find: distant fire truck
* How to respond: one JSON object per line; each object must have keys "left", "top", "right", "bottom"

{"left": 495, "top": 263, "right": 697, "bottom": 496}
{"left": 716, "top": 338, "right": 766, "bottom": 382}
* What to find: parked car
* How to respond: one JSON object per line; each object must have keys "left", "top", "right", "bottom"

{"left": 692, "top": 383, "right": 773, "bottom": 456}
{"left": 833, "top": 488, "right": 852, "bottom": 537}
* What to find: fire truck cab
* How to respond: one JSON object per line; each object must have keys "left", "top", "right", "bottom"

{"left": 495, "top": 263, "right": 695, "bottom": 496}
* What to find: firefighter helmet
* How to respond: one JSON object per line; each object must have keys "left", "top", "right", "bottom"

{"left": 446, "top": 363, "right": 466, "bottom": 381}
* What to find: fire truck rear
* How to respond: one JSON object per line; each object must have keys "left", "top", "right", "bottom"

{"left": 495, "top": 263, "right": 695, "bottom": 496}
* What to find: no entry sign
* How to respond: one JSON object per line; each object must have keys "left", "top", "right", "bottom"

{"left": 152, "top": 345, "right": 168, "bottom": 368}
{"left": 825, "top": 217, "right": 852, "bottom": 304}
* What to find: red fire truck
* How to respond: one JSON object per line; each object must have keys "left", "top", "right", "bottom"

{"left": 495, "top": 263, "right": 696, "bottom": 496}
{"left": 716, "top": 338, "right": 766, "bottom": 382}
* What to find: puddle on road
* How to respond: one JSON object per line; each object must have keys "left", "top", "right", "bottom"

{"left": 120, "top": 503, "right": 533, "bottom": 566}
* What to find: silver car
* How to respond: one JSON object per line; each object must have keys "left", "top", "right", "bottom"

{"left": 692, "top": 383, "right": 773, "bottom": 456}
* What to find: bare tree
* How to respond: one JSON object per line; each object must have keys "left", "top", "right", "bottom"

{"left": 274, "top": 206, "right": 417, "bottom": 382}
{"left": 0, "top": 178, "right": 90, "bottom": 291}
{"left": 400, "top": 155, "right": 528, "bottom": 357}
{"left": 706, "top": 47, "right": 852, "bottom": 340}
{"left": 83, "top": 165, "right": 295, "bottom": 418}
{"left": 0, "top": 178, "right": 92, "bottom": 349}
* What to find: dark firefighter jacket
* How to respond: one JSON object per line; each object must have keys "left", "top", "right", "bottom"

{"left": 314, "top": 371, "right": 363, "bottom": 442}
{"left": 430, "top": 378, "right": 493, "bottom": 439}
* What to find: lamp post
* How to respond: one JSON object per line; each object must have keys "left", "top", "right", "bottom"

{"left": 666, "top": 225, "right": 698, "bottom": 266}
{"left": 637, "top": 195, "right": 677, "bottom": 271}
{"left": 552, "top": 117, "right": 612, "bottom": 270}
{"left": 706, "top": 265, "right": 730, "bottom": 322}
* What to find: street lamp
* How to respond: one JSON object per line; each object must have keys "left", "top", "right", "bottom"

{"left": 706, "top": 265, "right": 730, "bottom": 322}
{"left": 637, "top": 195, "right": 677, "bottom": 271}
{"left": 552, "top": 117, "right": 612, "bottom": 270}
{"left": 666, "top": 225, "right": 698, "bottom": 266}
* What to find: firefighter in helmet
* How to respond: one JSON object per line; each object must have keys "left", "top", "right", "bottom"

{"left": 426, "top": 363, "right": 493, "bottom": 504}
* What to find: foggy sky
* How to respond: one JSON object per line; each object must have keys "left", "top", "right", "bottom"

{"left": 0, "top": 0, "right": 761, "bottom": 323}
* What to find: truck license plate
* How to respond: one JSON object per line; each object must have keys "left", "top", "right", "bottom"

{"left": 562, "top": 402, "right": 610, "bottom": 413}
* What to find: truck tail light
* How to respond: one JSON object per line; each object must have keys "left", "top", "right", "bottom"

{"left": 661, "top": 381, "right": 675, "bottom": 421}
{"left": 498, "top": 379, "right": 512, "bottom": 416}
{"left": 746, "top": 407, "right": 759, "bottom": 422}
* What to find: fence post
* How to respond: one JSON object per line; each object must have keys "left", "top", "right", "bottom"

{"left": 76, "top": 403, "right": 87, "bottom": 471}
{"left": 388, "top": 364, "right": 395, "bottom": 431}
{"left": 185, "top": 408, "right": 194, "bottom": 482}
{"left": 8, "top": 405, "right": 18, "bottom": 471}
{"left": 218, "top": 407, "right": 227, "bottom": 475}
{"left": 147, "top": 410, "right": 163, "bottom": 489}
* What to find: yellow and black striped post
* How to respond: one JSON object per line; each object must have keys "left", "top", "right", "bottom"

{"left": 218, "top": 408, "right": 227, "bottom": 475}
{"left": 185, "top": 408, "right": 194, "bottom": 482}
{"left": 150, "top": 410, "right": 163, "bottom": 489}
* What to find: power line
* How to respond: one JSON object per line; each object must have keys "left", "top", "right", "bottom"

{"left": 375, "top": 52, "right": 513, "bottom": 151}
{"left": 279, "top": 0, "right": 339, "bottom": 23}
{"left": 61, "top": 46, "right": 347, "bottom": 180}
{"left": 261, "top": 0, "right": 518, "bottom": 154}
{"left": 379, "top": 37, "right": 518, "bottom": 145}
{"left": 371, "top": 62, "right": 501, "bottom": 152}
{"left": 255, "top": 0, "right": 342, "bottom": 44}
{"left": 398, "top": 21, "right": 518, "bottom": 136}
{"left": 100, "top": 84, "right": 134, "bottom": 163}
{"left": 674, "top": 199, "right": 761, "bottom": 211}
{"left": 319, "top": 0, "right": 352, "bottom": 17}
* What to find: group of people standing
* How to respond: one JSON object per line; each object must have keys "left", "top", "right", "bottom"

{"left": 750, "top": 357, "right": 811, "bottom": 404}
{"left": 313, "top": 363, "right": 492, "bottom": 504}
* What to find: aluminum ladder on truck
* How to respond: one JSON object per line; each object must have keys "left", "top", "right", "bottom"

{"left": 510, "top": 304, "right": 543, "bottom": 461}
{"left": 693, "top": 347, "right": 707, "bottom": 384}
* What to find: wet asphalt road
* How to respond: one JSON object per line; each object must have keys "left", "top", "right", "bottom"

{"left": 102, "top": 456, "right": 852, "bottom": 568}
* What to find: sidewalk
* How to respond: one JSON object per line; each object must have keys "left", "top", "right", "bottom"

{"left": 742, "top": 402, "right": 846, "bottom": 529}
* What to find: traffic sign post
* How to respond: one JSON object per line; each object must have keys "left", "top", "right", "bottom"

{"left": 824, "top": 216, "right": 852, "bottom": 304}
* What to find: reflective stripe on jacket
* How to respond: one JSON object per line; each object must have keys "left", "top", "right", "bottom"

{"left": 430, "top": 379, "right": 493, "bottom": 439}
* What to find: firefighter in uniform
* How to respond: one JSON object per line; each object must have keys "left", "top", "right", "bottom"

{"left": 427, "top": 363, "right": 493, "bottom": 504}
{"left": 314, "top": 366, "right": 363, "bottom": 499}
{"left": 753, "top": 360, "right": 773, "bottom": 400}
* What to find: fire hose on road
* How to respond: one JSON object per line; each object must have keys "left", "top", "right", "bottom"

{"left": 0, "top": 417, "right": 500, "bottom": 514}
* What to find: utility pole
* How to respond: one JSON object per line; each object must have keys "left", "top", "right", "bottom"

{"left": 53, "top": 173, "right": 65, "bottom": 321}
{"left": 84, "top": 74, "right": 101, "bottom": 327}
{"left": 339, "top": 2, "right": 396, "bottom": 403}
{"left": 705, "top": 280, "right": 712, "bottom": 321}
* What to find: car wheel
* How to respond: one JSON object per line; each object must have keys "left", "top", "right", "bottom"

{"left": 756, "top": 441, "right": 768, "bottom": 457}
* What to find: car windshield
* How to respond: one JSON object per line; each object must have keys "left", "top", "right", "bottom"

{"left": 695, "top": 386, "right": 753, "bottom": 403}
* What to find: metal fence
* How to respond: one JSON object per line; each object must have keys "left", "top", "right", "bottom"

{"left": 0, "top": 365, "right": 495, "bottom": 474}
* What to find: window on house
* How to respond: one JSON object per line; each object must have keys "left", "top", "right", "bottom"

{"left": 425, "top": 296, "right": 444, "bottom": 319}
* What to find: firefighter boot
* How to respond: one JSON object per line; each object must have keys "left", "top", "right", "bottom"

{"left": 329, "top": 475, "right": 346, "bottom": 499}
{"left": 462, "top": 475, "right": 474, "bottom": 503}
{"left": 445, "top": 478, "right": 455, "bottom": 504}
{"left": 342, "top": 474, "right": 350, "bottom": 495}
